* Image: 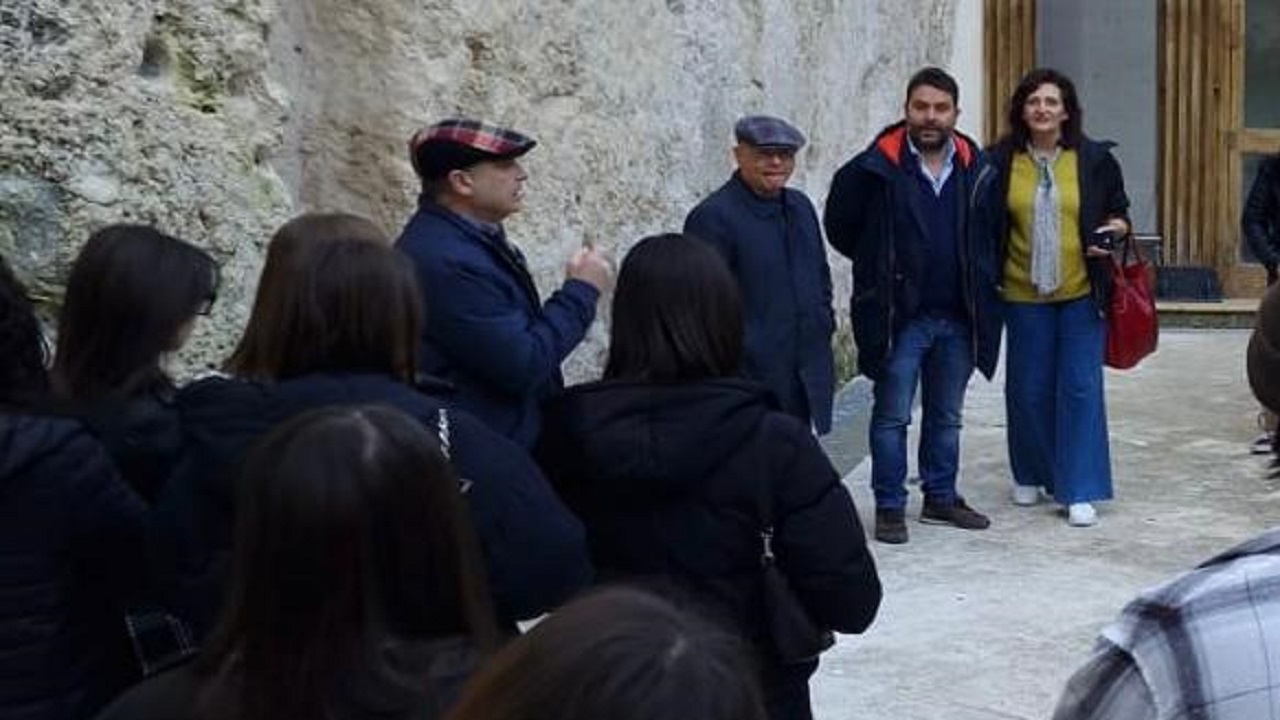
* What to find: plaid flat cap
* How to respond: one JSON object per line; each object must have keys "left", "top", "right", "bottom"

{"left": 409, "top": 118, "right": 537, "bottom": 179}
{"left": 734, "top": 115, "right": 806, "bottom": 150}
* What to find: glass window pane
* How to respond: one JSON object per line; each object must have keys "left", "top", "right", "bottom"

{"left": 1246, "top": 1, "right": 1280, "bottom": 128}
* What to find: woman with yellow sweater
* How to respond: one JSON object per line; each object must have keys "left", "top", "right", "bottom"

{"left": 989, "top": 68, "right": 1131, "bottom": 527}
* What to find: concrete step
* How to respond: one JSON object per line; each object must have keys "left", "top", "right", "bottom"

{"left": 1158, "top": 298, "right": 1258, "bottom": 328}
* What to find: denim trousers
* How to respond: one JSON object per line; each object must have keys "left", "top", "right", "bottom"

{"left": 870, "top": 316, "right": 974, "bottom": 510}
{"left": 1004, "top": 297, "right": 1113, "bottom": 504}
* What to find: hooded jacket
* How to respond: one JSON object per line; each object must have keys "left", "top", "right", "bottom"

{"left": 824, "top": 123, "right": 1003, "bottom": 381}
{"left": 0, "top": 413, "right": 146, "bottom": 720}
{"left": 150, "top": 373, "right": 591, "bottom": 637}
{"left": 536, "top": 378, "right": 880, "bottom": 662}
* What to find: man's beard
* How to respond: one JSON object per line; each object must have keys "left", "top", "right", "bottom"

{"left": 908, "top": 125, "right": 951, "bottom": 152}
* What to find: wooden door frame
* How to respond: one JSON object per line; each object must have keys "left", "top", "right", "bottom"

{"left": 983, "top": 0, "right": 1037, "bottom": 145}
{"left": 987, "top": 0, "right": 1267, "bottom": 296}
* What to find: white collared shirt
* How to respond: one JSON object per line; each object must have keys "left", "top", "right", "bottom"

{"left": 906, "top": 135, "right": 956, "bottom": 196}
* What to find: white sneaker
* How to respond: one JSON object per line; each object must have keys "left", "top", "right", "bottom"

{"left": 1012, "top": 485, "right": 1042, "bottom": 506}
{"left": 1068, "top": 502, "right": 1098, "bottom": 527}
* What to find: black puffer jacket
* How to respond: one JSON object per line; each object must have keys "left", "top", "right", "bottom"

{"left": 0, "top": 413, "right": 147, "bottom": 720}
{"left": 78, "top": 386, "right": 182, "bottom": 504}
{"left": 537, "top": 379, "right": 880, "bottom": 715}
{"left": 150, "top": 373, "right": 591, "bottom": 638}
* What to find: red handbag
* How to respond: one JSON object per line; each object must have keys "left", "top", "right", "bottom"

{"left": 1104, "top": 238, "right": 1159, "bottom": 369}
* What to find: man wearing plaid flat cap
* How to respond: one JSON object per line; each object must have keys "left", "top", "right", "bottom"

{"left": 396, "top": 118, "right": 612, "bottom": 448}
{"left": 684, "top": 115, "right": 837, "bottom": 435}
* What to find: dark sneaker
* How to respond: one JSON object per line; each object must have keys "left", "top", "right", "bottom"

{"left": 920, "top": 498, "right": 991, "bottom": 530}
{"left": 1251, "top": 432, "right": 1275, "bottom": 455}
{"left": 874, "top": 509, "right": 909, "bottom": 544}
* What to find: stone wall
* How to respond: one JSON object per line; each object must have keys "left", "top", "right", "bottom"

{"left": 1, "top": 0, "right": 956, "bottom": 379}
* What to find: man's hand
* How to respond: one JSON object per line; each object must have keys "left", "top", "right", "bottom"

{"left": 566, "top": 247, "right": 614, "bottom": 293}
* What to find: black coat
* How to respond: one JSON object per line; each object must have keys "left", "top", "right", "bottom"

{"left": 824, "top": 123, "right": 1003, "bottom": 382}
{"left": 0, "top": 413, "right": 147, "bottom": 720}
{"left": 94, "top": 637, "right": 477, "bottom": 720}
{"left": 536, "top": 379, "right": 880, "bottom": 713}
{"left": 988, "top": 137, "right": 1131, "bottom": 315}
{"left": 77, "top": 387, "right": 182, "bottom": 504}
{"left": 1243, "top": 154, "right": 1280, "bottom": 271}
{"left": 150, "top": 373, "right": 591, "bottom": 637}
{"left": 684, "top": 174, "right": 837, "bottom": 433}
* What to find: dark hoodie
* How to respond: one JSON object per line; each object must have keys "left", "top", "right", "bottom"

{"left": 536, "top": 379, "right": 880, "bottom": 715}
{"left": 149, "top": 373, "right": 591, "bottom": 638}
{"left": 0, "top": 413, "right": 146, "bottom": 720}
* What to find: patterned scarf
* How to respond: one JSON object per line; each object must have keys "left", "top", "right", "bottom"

{"left": 1030, "top": 146, "right": 1062, "bottom": 296}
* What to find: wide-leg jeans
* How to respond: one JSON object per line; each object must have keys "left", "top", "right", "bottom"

{"left": 1004, "top": 296, "right": 1113, "bottom": 504}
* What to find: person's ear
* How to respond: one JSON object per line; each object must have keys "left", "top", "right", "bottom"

{"left": 447, "top": 169, "right": 473, "bottom": 197}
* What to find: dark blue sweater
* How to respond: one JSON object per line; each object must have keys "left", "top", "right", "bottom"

{"left": 904, "top": 158, "right": 965, "bottom": 319}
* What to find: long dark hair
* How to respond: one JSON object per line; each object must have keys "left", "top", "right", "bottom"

{"left": 52, "top": 224, "right": 218, "bottom": 401}
{"left": 197, "top": 405, "right": 498, "bottom": 720}
{"left": 0, "top": 255, "right": 49, "bottom": 407}
{"left": 446, "top": 586, "right": 768, "bottom": 720}
{"left": 1001, "top": 67, "right": 1085, "bottom": 149}
{"left": 223, "top": 214, "right": 419, "bottom": 382}
{"left": 604, "top": 234, "right": 743, "bottom": 382}
{"left": 225, "top": 212, "right": 389, "bottom": 377}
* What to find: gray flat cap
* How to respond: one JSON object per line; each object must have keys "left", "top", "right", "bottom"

{"left": 734, "top": 115, "right": 806, "bottom": 150}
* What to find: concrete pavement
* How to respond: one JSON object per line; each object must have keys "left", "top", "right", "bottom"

{"left": 811, "top": 329, "right": 1278, "bottom": 720}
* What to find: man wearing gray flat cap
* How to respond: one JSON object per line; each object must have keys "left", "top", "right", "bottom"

{"left": 684, "top": 115, "right": 836, "bottom": 434}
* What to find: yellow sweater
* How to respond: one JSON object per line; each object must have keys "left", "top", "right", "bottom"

{"left": 1003, "top": 150, "right": 1090, "bottom": 303}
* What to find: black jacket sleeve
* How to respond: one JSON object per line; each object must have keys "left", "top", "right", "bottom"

{"left": 684, "top": 203, "right": 736, "bottom": 269}
{"left": 768, "top": 416, "right": 881, "bottom": 633}
{"left": 448, "top": 410, "right": 592, "bottom": 622}
{"left": 823, "top": 160, "right": 875, "bottom": 261}
{"left": 1244, "top": 158, "right": 1280, "bottom": 269}
{"left": 66, "top": 431, "right": 149, "bottom": 610}
{"left": 1097, "top": 150, "right": 1132, "bottom": 230}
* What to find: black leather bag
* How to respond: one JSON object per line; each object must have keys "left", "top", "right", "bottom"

{"left": 755, "top": 475, "right": 834, "bottom": 665}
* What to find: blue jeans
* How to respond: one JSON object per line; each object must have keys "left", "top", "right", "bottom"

{"left": 870, "top": 316, "right": 974, "bottom": 511}
{"left": 1004, "top": 297, "right": 1112, "bottom": 504}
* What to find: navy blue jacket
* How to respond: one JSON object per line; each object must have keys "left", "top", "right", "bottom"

{"left": 396, "top": 202, "right": 600, "bottom": 448}
{"left": 150, "top": 373, "right": 591, "bottom": 636}
{"left": 537, "top": 379, "right": 880, "bottom": 711}
{"left": 989, "top": 137, "right": 1132, "bottom": 316}
{"left": 684, "top": 174, "right": 837, "bottom": 434}
{"left": 824, "top": 123, "right": 1003, "bottom": 382}
{"left": 0, "top": 413, "right": 146, "bottom": 720}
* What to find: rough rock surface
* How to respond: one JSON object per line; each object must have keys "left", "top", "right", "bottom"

{"left": 1, "top": 0, "right": 956, "bottom": 379}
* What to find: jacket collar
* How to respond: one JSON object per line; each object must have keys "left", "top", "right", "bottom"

{"left": 871, "top": 122, "right": 977, "bottom": 171}
{"left": 728, "top": 172, "right": 788, "bottom": 218}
